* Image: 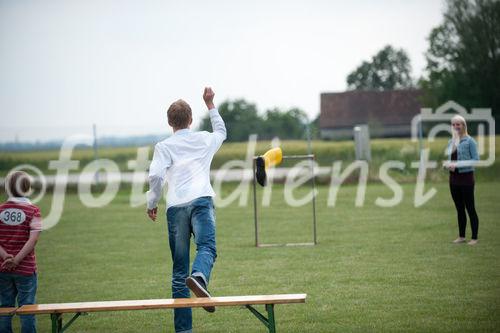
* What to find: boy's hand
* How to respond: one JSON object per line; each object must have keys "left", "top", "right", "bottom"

{"left": 203, "top": 87, "right": 215, "bottom": 110}
{"left": 147, "top": 207, "right": 158, "bottom": 222}
{"left": 1, "top": 257, "right": 16, "bottom": 271}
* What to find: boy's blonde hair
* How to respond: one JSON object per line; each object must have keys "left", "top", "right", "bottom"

{"left": 167, "top": 99, "right": 192, "bottom": 130}
{"left": 5, "top": 171, "right": 31, "bottom": 197}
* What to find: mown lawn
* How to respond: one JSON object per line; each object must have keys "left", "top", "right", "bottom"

{"left": 8, "top": 180, "right": 500, "bottom": 332}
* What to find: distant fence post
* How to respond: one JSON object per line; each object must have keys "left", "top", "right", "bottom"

{"left": 353, "top": 124, "right": 371, "bottom": 161}
{"left": 93, "top": 124, "right": 99, "bottom": 183}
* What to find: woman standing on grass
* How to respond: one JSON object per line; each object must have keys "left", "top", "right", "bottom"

{"left": 444, "top": 115, "right": 480, "bottom": 245}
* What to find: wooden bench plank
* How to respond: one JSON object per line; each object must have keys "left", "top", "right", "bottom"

{"left": 0, "top": 307, "right": 17, "bottom": 315}
{"left": 16, "top": 294, "right": 306, "bottom": 315}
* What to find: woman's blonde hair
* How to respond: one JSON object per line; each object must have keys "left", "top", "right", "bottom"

{"left": 451, "top": 114, "right": 468, "bottom": 151}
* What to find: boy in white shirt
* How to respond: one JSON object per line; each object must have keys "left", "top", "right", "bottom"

{"left": 146, "top": 87, "right": 226, "bottom": 333}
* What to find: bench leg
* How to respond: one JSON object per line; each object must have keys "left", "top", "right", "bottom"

{"left": 51, "top": 313, "right": 62, "bottom": 333}
{"left": 50, "top": 312, "right": 83, "bottom": 333}
{"left": 266, "top": 304, "right": 276, "bottom": 333}
{"left": 245, "top": 304, "right": 276, "bottom": 333}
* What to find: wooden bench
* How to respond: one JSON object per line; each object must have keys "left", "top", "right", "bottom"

{"left": 0, "top": 307, "right": 17, "bottom": 316}
{"left": 11, "top": 294, "right": 306, "bottom": 333}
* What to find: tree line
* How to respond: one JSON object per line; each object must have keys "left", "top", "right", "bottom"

{"left": 198, "top": 99, "right": 311, "bottom": 141}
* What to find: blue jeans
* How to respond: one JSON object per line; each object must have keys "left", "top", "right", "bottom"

{"left": 0, "top": 272, "right": 37, "bottom": 333}
{"left": 166, "top": 196, "right": 217, "bottom": 333}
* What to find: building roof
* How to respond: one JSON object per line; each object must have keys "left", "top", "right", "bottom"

{"left": 320, "top": 89, "right": 423, "bottom": 129}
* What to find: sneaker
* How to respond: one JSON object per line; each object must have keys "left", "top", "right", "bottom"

{"left": 467, "top": 239, "right": 478, "bottom": 246}
{"left": 185, "top": 276, "right": 215, "bottom": 313}
{"left": 452, "top": 237, "right": 466, "bottom": 244}
{"left": 255, "top": 156, "right": 267, "bottom": 187}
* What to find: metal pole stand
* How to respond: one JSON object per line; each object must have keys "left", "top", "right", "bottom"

{"left": 252, "top": 154, "right": 318, "bottom": 248}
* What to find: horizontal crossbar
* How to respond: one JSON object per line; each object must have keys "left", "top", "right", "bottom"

{"left": 252, "top": 155, "right": 314, "bottom": 160}
{"left": 257, "top": 242, "right": 316, "bottom": 248}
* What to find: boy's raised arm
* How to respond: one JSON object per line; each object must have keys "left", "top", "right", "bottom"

{"left": 203, "top": 87, "right": 226, "bottom": 145}
{"left": 203, "top": 87, "right": 215, "bottom": 110}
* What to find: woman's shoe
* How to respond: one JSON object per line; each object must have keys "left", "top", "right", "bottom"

{"left": 452, "top": 237, "right": 466, "bottom": 244}
{"left": 467, "top": 239, "right": 478, "bottom": 245}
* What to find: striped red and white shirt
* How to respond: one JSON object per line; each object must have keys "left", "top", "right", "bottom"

{"left": 0, "top": 197, "right": 42, "bottom": 276}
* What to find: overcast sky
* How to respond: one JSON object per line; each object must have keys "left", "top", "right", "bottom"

{"left": 0, "top": 0, "right": 445, "bottom": 142}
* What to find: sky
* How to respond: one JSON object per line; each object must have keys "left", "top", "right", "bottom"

{"left": 0, "top": 0, "right": 445, "bottom": 142}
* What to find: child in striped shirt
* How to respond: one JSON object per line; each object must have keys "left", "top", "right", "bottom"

{"left": 0, "top": 171, "right": 42, "bottom": 333}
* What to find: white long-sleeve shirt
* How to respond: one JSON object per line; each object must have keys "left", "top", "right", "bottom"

{"left": 147, "top": 108, "right": 226, "bottom": 209}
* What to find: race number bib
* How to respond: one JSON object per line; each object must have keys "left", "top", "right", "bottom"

{"left": 0, "top": 208, "right": 26, "bottom": 226}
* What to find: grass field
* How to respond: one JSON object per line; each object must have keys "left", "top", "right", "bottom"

{"left": 8, "top": 179, "right": 500, "bottom": 332}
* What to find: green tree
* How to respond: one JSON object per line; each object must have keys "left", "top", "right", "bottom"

{"left": 199, "top": 99, "right": 262, "bottom": 141}
{"left": 199, "top": 99, "right": 309, "bottom": 141}
{"left": 346, "top": 45, "right": 414, "bottom": 90}
{"left": 261, "top": 107, "right": 308, "bottom": 140}
{"left": 420, "top": 0, "right": 500, "bottom": 130}
{"left": 309, "top": 114, "right": 321, "bottom": 140}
